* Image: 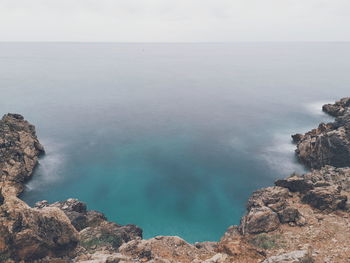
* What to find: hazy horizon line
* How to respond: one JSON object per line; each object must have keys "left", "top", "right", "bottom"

{"left": 1, "top": 40, "right": 350, "bottom": 44}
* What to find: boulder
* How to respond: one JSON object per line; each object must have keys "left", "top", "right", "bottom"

{"left": 240, "top": 207, "right": 280, "bottom": 234}
{"left": 275, "top": 175, "right": 313, "bottom": 193}
{"left": 277, "top": 207, "right": 302, "bottom": 224}
{"left": 1, "top": 205, "right": 79, "bottom": 261}
{"left": 247, "top": 187, "right": 290, "bottom": 210}
{"left": 301, "top": 186, "right": 347, "bottom": 211}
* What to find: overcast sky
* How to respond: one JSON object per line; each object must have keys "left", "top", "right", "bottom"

{"left": 0, "top": 0, "right": 349, "bottom": 42}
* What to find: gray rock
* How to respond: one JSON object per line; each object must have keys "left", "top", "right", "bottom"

{"left": 275, "top": 175, "right": 313, "bottom": 193}
{"left": 301, "top": 186, "right": 347, "bottom": 211}
{"left": 261, "top": 250, "right": 314, "bottom": 263}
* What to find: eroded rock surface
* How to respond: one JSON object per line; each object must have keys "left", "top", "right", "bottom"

{"left": 0, "top": 113, "right": 44, "bottom": 196}
{"left": 0, "top": 114, "right": 78, "bottom": 261}
{"left": 239, "top": 186, "right": 305, "bottom": 234}
{"left": 294, "top": 97, "right": 350, "bottom": 169}
{"left": 261, "top": 250, "right": 313, "bottom": 263}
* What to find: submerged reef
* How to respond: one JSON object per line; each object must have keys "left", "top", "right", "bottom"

{"left": 1, "top": 98, "right": 350, "bottom": 262}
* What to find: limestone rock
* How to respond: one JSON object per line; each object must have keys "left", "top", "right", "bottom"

{"left": 261, "top": 250, "right": 313, "bottom": 263}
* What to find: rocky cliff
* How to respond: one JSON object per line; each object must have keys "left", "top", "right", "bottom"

{"left": 1, "top": 98, "right": 350, "bottom": 263}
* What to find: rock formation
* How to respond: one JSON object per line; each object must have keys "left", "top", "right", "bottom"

{"left": 294, "top": 97, "right": 350, "bottom": 169}
{"left": 0, "top": 114, "right": 141, "bottom": 262}
{"left": 1, "top": 98, "right": 350, "bottom": 262}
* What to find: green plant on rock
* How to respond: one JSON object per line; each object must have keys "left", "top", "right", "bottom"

{"left": 80, "top": 233, "right": 123, "bottom": 250}
{"left": 249, "top": 233, "right": 285, "bottom": 250}
{"left": 0, "top": 253, "right": 11, "bottom": 262}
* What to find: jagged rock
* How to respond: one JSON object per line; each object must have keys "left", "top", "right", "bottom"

{"left": 247, "top": 187, "right": 290, "bottom": 210}
{"left": 0, "top": 203, "right": 79, "bottom": 261}
{"left": 35, "top": 199, "right": 142, "bottom": 253}
{"left": 119, "top": 236, "right": 214, "bottom": 263}
{"left": 277, "top": 207, "right": 303, "bottom": 224}
{"left": 275, "top": 175, "right": 313, "bottom": 193}
{"left": 240, "top": 207, "right": 280, "bottom": 234}
{"left": 217, "top": 226, "right": 265, "bottom": 263}
{"left": 302, "top": 186, "right": 347, "bottom": 211}
{"left": 241, "top": 186, "right": 305, "bottom": 232}
{"left": 323, "top": 97, "right": 350, "bottom": 117}
{"left": 295, "top": 98, "right": 350, "bottom": 169}
{"left": 275, "top": 167, "right": 349, "bottom": 212}
{"left": 0, "top": 113, "right": 44, "bottom": 196}
{"left": 302, "top": 166, "right": 350, "bottom": 191}
{"left": 291, "top": 133, "right": 304, "bottom": 143}
{"left": 261, "top": 249, "right": 314, "bottom": 263}
{"left": 35, "top": 199, "right": 107, "bottom": 231}
{"left": 0, "top": 114, "right": 79, "bottom": 261}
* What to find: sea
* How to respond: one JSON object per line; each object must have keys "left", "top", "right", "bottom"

{"left": 0, "top": 42, "right": 349, "bottom": 242}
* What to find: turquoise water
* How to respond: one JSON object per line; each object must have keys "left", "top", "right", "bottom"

{"left": 1, "top": 43, "right": 349, "bottom": 242}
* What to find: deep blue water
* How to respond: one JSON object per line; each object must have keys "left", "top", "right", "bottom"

{"left": 0, "top": 42, "right": 349, "bottom": 242}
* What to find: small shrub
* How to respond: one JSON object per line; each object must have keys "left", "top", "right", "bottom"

{"left": 80, "top": 233, "right": 122, "bottom": 250}
{"left": 0, "top": 253, "right": 10, "bottom": 262}
{"left": 249, "top": 233, "right": 285, "bottom": 250}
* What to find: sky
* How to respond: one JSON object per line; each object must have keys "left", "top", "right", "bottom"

{"left": 0, "top": 0, "right": 349, "bottom": 42}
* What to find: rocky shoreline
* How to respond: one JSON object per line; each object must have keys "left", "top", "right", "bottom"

{"left": 1, "top": 98, "right": 350, "bottom": 262}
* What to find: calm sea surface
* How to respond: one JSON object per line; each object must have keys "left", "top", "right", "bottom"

{"left": 0, "top": 42, "right": 349, "bottom": 242}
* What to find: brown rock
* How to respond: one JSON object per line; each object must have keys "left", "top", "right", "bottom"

{"left": 119, "top": 236, "right": 214, "bottom": 263}
{"left": 240, "top": 207, "right": 280, "bottom": 234}
{"left": 275, "top": 175, "right": 313, "bottom": 193}
{"left": 301, "top": 186, "right": 347, "bottom": 211}
{"left": 294, "top": 98, "right": 350, "bottom": 169}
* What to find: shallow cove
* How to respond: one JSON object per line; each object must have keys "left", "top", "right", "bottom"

{"left": 1, "top": 42, "right": 350, "bottom": 242}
